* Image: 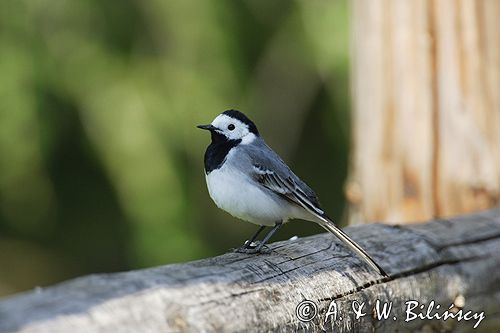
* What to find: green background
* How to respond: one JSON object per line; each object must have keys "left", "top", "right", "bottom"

{"left": 0, "top": 0, "right": 350, "bottom": 296}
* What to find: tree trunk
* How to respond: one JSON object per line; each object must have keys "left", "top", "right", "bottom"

{"left": 347, "top": 0, "right": 500, "bottom": 225}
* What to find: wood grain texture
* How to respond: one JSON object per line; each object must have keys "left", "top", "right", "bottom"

{"left": 348, "top": 0, "right": 500, "bottom": 224}
{"left": 1, "top": 209, "right": 500, "bottom": 332}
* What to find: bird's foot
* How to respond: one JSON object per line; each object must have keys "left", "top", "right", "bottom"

{"left": 234, "top": 242, "right": 271, "bottom": 254}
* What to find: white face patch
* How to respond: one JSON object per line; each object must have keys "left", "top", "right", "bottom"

{"left": 211, "top": 114, "right": 255, "bottom": 143}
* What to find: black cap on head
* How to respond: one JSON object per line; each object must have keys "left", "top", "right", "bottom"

{"left": 222, "top": 109, "right": 259, "bottom": 136}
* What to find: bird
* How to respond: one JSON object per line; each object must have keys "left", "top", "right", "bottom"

{"left": 197, "top": 109, "right": 387, "bottom": 277}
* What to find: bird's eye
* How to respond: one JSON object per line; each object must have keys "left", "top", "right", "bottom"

{"left": 228, "top": 124, "right": 235, "bottom": 131}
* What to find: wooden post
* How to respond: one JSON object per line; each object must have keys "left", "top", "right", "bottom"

{"left": 347, "top": 0, "right": 500, "bottom": 224}
{"left": 1, "top": 209, "right": 500, "bottom": 332}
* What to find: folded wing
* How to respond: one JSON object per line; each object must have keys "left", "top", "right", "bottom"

{"left": 253, "top": 163, "right": 325, "bottom": 217}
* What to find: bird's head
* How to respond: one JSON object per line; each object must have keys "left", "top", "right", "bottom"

{"left": 197, "top": 110, "right": 259, "bottom": 144}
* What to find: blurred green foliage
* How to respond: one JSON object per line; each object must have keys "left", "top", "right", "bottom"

{"left": 0, "top": 0, "right": 350, "bottom": 296}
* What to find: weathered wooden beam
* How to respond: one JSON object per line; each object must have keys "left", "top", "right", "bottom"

{"left": 1, "top": 209, "right": 500, "bottom": 332}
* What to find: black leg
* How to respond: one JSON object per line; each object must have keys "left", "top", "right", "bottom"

{"left": 252, "top": 222, "right": 283, "bottom": 253}
{"left": 243, "top": 225, "right": 266, "bottom": 248}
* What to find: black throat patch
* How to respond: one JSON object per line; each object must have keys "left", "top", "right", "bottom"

{"left": 204, "top": 131, "right": 241, "bottom": 174}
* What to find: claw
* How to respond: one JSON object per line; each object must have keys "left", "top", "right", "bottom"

{"left": 243, "top": 240, "right": 258, "bottom": 249}
{"left": 234, "top": 244, "right": 271, "bottom": 254}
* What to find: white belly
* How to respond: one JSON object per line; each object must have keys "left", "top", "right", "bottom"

{"left": 205, "top": 166, "right": 293, "bottom": 226}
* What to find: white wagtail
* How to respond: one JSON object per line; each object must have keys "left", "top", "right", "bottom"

{"left": 198, "top": 110, "right": 387, "bottom": 276}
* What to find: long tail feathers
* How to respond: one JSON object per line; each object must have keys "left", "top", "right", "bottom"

{"left": 317, "top": 217, "right": 388, "bottom": 277}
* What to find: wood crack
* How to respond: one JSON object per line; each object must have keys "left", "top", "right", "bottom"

{"left": 318, "top": 254, "right": 487, "bottom": 303}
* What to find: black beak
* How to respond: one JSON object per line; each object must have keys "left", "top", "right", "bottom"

{"left": 197, "top": 124, "right": 217, "bottom": 131}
